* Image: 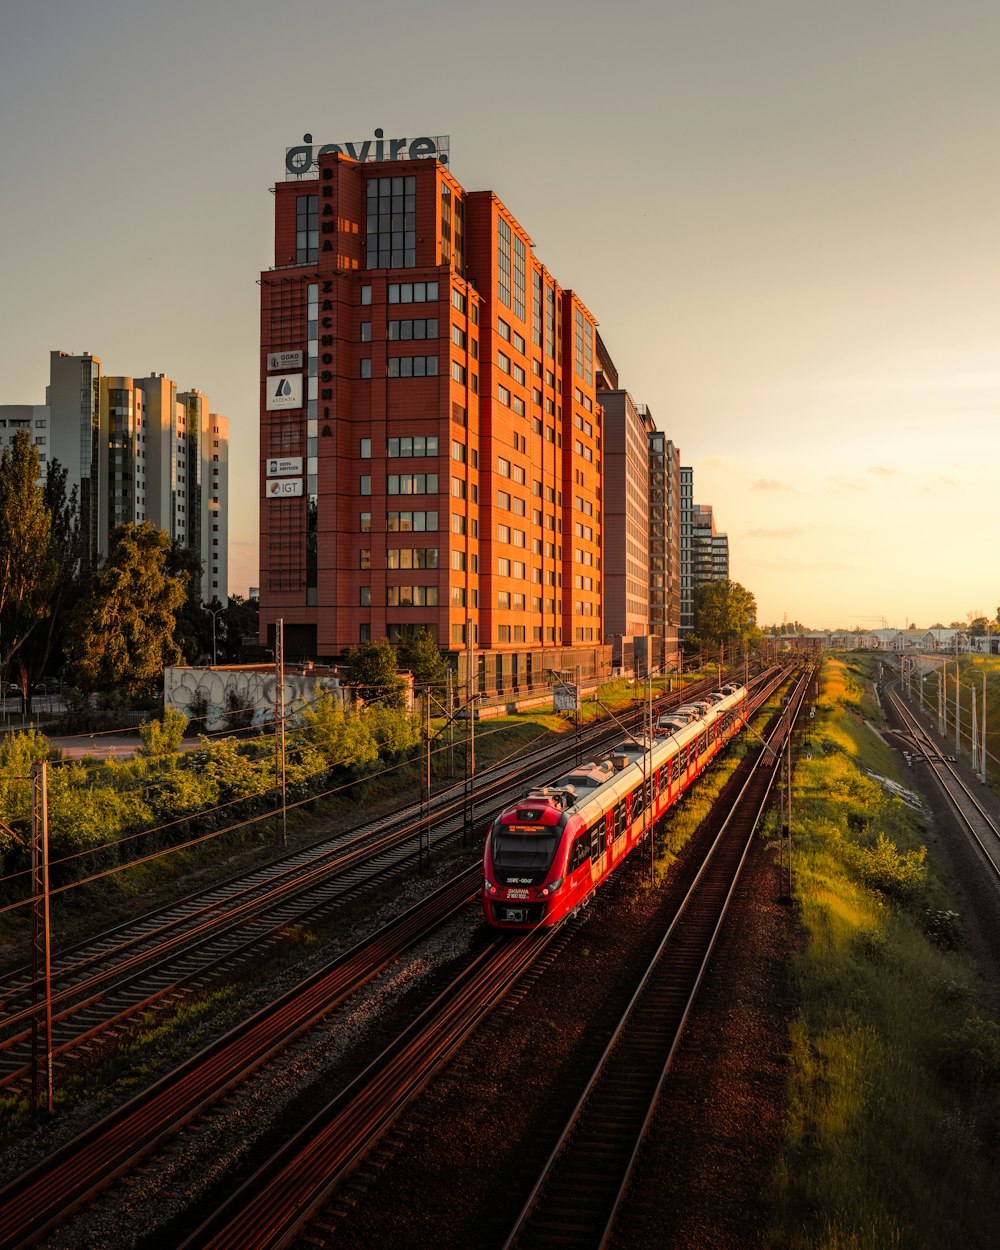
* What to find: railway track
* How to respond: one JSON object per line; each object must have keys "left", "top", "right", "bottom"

{"left": 498, "top": 666, "right": 812, "bottom": 1250}
{"left": 0, "top": 670, "right": 792, "bottom": 1249}
{"left": 0, "top": 677, "right": 730, "bottom": 1094}
{"left": 138, "top": 669, "right": 802, "bottom": 1250}
{"left": 0, "top": 866, "right": 482, "bottom": 1249}
{"left": 883, "top": 683, "right": 1000, "bottom": 887}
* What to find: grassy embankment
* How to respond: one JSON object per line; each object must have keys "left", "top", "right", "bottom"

{"left": 768, "top": 655, "right": 1000, "bottom": 1249}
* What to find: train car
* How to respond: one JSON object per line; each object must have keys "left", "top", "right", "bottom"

{"left": 482, "top": 684, "right": 749, "bottom": 929}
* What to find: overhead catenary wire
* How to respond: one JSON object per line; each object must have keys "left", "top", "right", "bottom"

{"left": 0, "top": 687, "right": 605, "bottom": 905}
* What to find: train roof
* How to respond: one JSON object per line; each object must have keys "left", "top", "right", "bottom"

{"left": 498, "top": 685, "right": 748, "bottom": 830}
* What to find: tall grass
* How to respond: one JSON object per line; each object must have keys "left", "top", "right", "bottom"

{"left": 768, "top": 658, "right": 1000, "bottom": 1249}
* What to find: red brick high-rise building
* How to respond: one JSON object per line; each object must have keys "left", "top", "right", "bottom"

{"left": 259, "top": 144, "right": 605, "bottom": 692}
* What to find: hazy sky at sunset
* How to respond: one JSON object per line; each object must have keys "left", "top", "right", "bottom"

{"left": 2, "top": 0, "right": 998, "bottom": 630}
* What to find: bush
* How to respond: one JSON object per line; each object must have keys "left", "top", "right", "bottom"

{"left": 924, "top": 908, "right": 963, "bottom": 951}
{"left": 936, "top": 1014, "right": 1000, "bottom": 1093}
{"left": 139, "top": 707, "right": 188, "bottom": 756}
{"left": 840, "top": 832, "right": 928, "bottom": 907}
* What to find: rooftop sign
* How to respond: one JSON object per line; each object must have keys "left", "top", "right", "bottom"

{"left": 285, "top": 130, "right": 450, "bottom": 178}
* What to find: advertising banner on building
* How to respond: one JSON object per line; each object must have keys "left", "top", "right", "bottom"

{"left": 265, "top": 374, "right": 303, "bottom": 411}
{"left": 266, "top": 457, "right": 303, "bottom": 477}
{"left": 267, "top": 350, "right": 304, "bottom": 371}
{"left": 266, "top": 478, "right": 304, "bottom": 498}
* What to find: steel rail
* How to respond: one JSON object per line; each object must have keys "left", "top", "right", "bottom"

{"left": 499, "top": 669, "right": 810, "bottom": 1250}
{"left": 181, "top": 929, "right": 562, "bottom": 1250}
{"left": 169, "top": 672, "right": 796, "bottom": 1250}
{"left": 0, "top": 675, "right": 740, "bottom": 1088}
{"left": 884, "top": 683, "right": 1000, "bottom": 883}
{"left": 0, "top": 865, "right": 483, "bottom": 1249}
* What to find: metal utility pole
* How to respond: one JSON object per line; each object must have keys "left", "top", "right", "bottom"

{"left": 274, "top": 618, "right": 286, "bottom": 848}
{"left": 31, "top": 761, "right": 53, "bottom": 1116}
{"left": 464, "top": 618, "right": 475, "bottom": 847}
{"left": 982, "top": 665, "right": 989, "bottom": 785}
{"left": 938, "top": 659, "right": 946, "bottom": 737}
{"left": 419, "top": 688, "right": 431, "bottom": 873}
{"left": 972, "top": 687, "right": 979, "bottom": 773}
{"left": 575, "top": 664, "right": 581, "bottom": 764}
{"left": 646, "top": 671, "right": 655, "bottom": 884}
{"left": 955, "top": 663, "right": 961, "bottom": 756}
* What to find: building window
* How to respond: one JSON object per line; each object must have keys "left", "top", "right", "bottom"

{"left": 296, "top": 195, "right": 318, "bottom": 263}
{"left": 361, "top": 359, "right": 372, "bottom": 379}
{"left": 360, "top": 586, "right": 371, "bottom": 606}
{"left": 388, "top": 319, "right": 438, "bottom": 340}
{"left": 360, "top": 475, "right": 371, "bottom": 495}
{"left": 387, "top": 585, "right": 439, "bottom": 607}
{"left": 361, "top": 285, "right": 372, "bottom": 305}
{"left": 360, "top": 549, "right": 371, "bottom": 569}
{"left": 366, "top": 175, "right": 416, "bottom": 269}
{"left": 575, "top": 307, "right": 594, "bottom": 386}
{"left": 361, "top": 322, "right": 372, "bottom": 342}
{"left": 388, "top": 473, "right": 438, "bottom": 495}
{"left": 388, "top": 435, "right": 438, "bottom": 457}
{"left": 389, "top": 281, "right": 439, "bottom": 304}
{"left": 388, "top": 548, "right": 439, "bottom": 569}
{"left": 361, "top": 512, "right": 372, "bottom": 531}
{"left": 513, "top": 234, "right": 526, "bottom": 321}
{"left": 387, "top": 510, "right": 438, "bottom": 531}
{"left": 387, "top": 356, "right": 438, "bottom": 377}
{"left": 497, "top": 218, "right": 511, "bottom": 308}
{"left": 360, "top": 438, "right": 372, "bottom": 458}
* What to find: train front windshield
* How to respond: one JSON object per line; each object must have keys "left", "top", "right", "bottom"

{"left": 492, "top": 828, "right": 559, "bottom": 875}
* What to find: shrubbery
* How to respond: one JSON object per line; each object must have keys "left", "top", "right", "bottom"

{"left": 0, "top": 694, "right": 421, "bottom": 902}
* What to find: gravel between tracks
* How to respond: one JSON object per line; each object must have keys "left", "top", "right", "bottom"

{"left": 315, "top": 831, "right": 796, "bottom": 1250}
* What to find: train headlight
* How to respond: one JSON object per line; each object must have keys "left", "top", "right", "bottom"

{"left": 484, "top": 878, "right": 498, "bottom": 895}
{"left": 539, "top": 877, "right": 564, "bottom": 897}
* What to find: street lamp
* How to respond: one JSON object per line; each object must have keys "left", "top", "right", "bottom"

{"left": 200, "top": 603, "right": 224, "bottom": 667}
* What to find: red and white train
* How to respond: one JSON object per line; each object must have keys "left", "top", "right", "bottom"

{"left": 482, "top": 684, "right": 748, "bottom": 929}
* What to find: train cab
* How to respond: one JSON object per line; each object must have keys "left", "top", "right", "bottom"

{"left": 483, "top": 789, "right": 573, "bottom": 927}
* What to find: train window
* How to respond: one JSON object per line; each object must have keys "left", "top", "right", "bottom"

{"left": 570, "top": 835, "right": 588, "bottom": 871}
{"left": 492, "top": 829, "right": 559, "bottom": 872}
{"left": 589, "top": 821, "right": 602, "bottom": 861}
{"left": 615, "top": 802, "right": 627, "bottom": 841}
{"left": 653, "top": 768, "right": 661, "bottom": 800}
{"left": 632, "top": 783, "right": 644, "bottom": 822}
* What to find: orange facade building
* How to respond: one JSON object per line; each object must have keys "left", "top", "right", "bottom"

{"left": 259, "top": 147, "right": 605, "bottom": 687}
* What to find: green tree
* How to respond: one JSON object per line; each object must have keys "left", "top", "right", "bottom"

{"left": 167, "top": 541, "right": 210, "bottom": 663}
{"left": 222, "top": 593, "right": 259, "bottom": 663}
{"left": 398, "top": 627, "right": 449, "bottom": 692}
{"left": 65, "top": 521, "right": 188, "bottom": 696}
{"left": 693, "top": 579, "right": 759, "bottom": 656}
{"left": 300, "top": 687, "right": 379, "bottom": 769}
{"left": 0, "top": 432, "right": 57, "bottom": 704}
{"left": 344, "top": 637, "right": 407, "bottom": 709}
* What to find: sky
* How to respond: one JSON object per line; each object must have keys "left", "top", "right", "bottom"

{"left": 1, "top": 0, "right": 998, "bottom": 631}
